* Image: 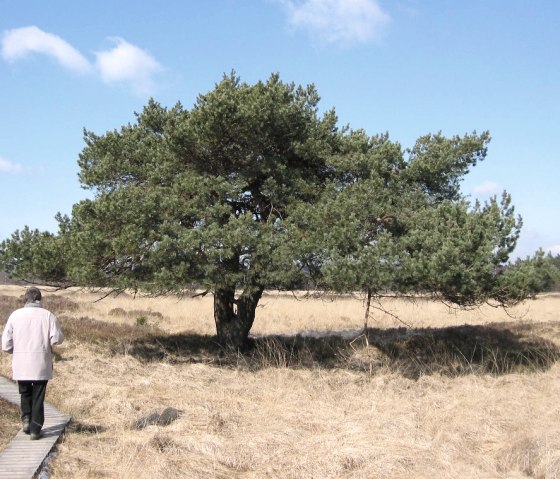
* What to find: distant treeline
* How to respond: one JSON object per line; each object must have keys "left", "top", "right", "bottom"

{"left": 548, "top": 254, "right": 560, "bottom": 291}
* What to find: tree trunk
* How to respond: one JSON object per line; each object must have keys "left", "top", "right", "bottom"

{"left": 214, "top": 285, "right": 264, "bottom": 350}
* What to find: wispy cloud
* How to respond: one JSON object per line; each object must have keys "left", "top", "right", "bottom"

{"left": 0, "top": 156, "right": 23, "bottom": 174}
{"left": 277, "top": 0, "right": 391, "bottom": 46}
{"left": 1, "top": 26, "right": 162, "bottom": 96}
{"left": 95, "top": 38, "right": 162, "bottom": 95}
{"left": 473, "top": 180, "right": 501, "bottom": 196}
{"left": 1, "top": 26, "right": 91, "bottom": 74}
{"left": 547, "top": 244, "right": 560, "bottom": 256}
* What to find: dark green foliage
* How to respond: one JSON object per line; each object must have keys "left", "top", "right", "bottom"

{"left": 0, "top": 72, "right": 553, "bottom": 347}
{"left": 496, "top": 251, "right": 560, "bottom": 299}
{"left": 0, "top": 223, "right": 70, "bottom": 286}
{"left": 541, "top": 253, "right": 560, "bottom": 291}
{"left": 551, "top": 254, "right": 560, "bottom": 270}
{"left": 67, "top": 74, "right": 339, "bottom": 294}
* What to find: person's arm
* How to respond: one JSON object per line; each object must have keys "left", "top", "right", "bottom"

{"left": 1, "top": 319, "right": 14, "bottom": 353}
{"left": 49, "top": 313, "right": 64, "bottom": 346}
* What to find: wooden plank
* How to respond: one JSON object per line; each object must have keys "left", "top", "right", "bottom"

{"left": 0, "top": 376, "right": 70, "bottom": 479}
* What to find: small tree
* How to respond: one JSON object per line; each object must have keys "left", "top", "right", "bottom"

{"left": 0, "top": 221, "right": 70, "bottom": 285}
{"left": 0, "top": 73, "right": 549, "bottom": 349}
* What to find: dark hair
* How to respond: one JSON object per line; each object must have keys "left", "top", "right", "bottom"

{"left": 24, "top": 287, "right": 42, "bottom": 303}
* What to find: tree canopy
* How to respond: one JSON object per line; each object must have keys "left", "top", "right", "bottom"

{"left": 1, "top": 72, "right": 555, "bottom": 349}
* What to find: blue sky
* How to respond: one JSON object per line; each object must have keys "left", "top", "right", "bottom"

{"left": 1, "top": 0, "right": 558, "bottom": 259}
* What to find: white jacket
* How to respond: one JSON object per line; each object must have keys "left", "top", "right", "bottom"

{"left": 1, "top": 302, "right": 64, "bottom": 380}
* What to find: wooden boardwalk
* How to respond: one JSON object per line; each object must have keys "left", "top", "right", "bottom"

{"left": 0, "top": 376, "right": 70, "bottom": 479}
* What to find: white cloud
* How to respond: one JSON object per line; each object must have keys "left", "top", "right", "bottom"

{"left": 473, "top": 180, "right": 501, "bottom": 196}
{"left": 1, "top": 26, "right": 91, "bottom": 74}
{"left": 0, "top": 156, "right": 23, "bottom": 174}
{"left": 546, "top": 244, "right": 560, "bottom": 256}
{"left": 2, "top": 26, "right": 162, "bottom": 96}
{"left": 278, "top": 0, "right": 391, "bottom": 46}
{"left": 95, "top": 38, "right": 162, "bottom": 95}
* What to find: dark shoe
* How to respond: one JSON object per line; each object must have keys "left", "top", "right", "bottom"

{"left": 30, "top": 432, "right": 43, "bottom": 440}
{"left": 22, "top": 417, "right": 30, "bottom": 434}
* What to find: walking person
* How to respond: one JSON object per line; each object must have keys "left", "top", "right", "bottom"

{"left": 1, "top": 287, "right": 64, "bottom": 440}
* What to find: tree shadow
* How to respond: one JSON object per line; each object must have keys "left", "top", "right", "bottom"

{"left": 127, "top": 322, "right": 560, "bottom": 379}
{"left": 361, "top": 323, "right": 560, "bottom": 379}
{"left": 126, "top": 333, "right": 224, "bottom": 364}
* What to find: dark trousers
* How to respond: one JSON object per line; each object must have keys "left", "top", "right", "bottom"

{"left": 18, "top": 380, "right": 48, "bottom": 434}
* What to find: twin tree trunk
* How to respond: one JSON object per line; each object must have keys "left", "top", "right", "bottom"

{"left": 213, "top": 286, "right": 264, "bottom": 350}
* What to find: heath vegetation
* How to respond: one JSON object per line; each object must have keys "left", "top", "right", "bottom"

{"left": 2, "top": 286, "right": 560, "bottom": 478}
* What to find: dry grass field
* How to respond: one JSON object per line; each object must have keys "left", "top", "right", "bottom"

{"left": 1, "top": 285, "right": 560, "bottom": 478}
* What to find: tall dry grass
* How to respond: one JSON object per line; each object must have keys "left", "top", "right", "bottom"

{"left": 0, "top": 398, "right": 20, "bottom": 451}
{"left": 1, "top": 285, "right": 560, "bottom": 478}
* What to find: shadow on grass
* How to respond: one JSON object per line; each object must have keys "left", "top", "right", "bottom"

{"left": 362, "top": 324, "right": 560, "bottom": 379}
{"left": 123, "top": 322, "right": 560, "bottom": 379}
{"left": 5, "top": 287, "right": 552, "bottom": 380}
{"left": 65, "top": 420, "right": 107, "bottom": 435}
{"left": 3, "top": 292, "right": 553, "bottom": 379}
{"left": 1, "top": 292, "right": 555, "bottom": 380}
